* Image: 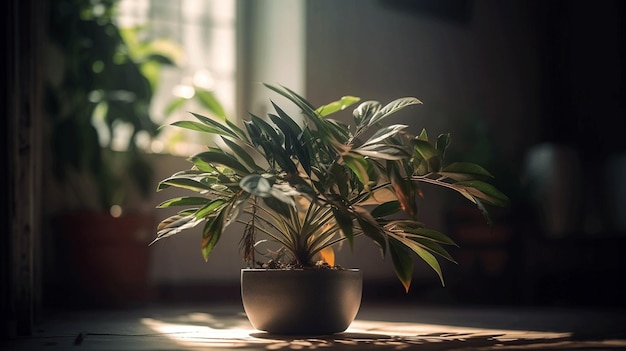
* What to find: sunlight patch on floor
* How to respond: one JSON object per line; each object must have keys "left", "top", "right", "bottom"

{"left": 140, "top": 312, "right": 574, "bottom": 349}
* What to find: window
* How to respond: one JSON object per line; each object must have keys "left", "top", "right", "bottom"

{"left": 116, "top": 0, "right": 236, "bottom": 155}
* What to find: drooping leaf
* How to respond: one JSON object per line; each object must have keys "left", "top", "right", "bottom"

{"left": 195, "top": 198, "right": 229, "bottom": 219}
{"left": 389, "top": 237, "right": 413, "bottom": 293}
{"left": 331, "top": 206, "right": 354, "bottom": 248}
{"left": 388, "top": 161, "right": 418, "bottom": 219}
{"left": 151, "top": 214, "right": 202, "bottom": 245}
{"left": 439, "top": 162, "right": 494, "bottom": 181}
{"left": 452, "top": 180, "right": 510, "bottom": 207}
{"left": 201, "top": 209, "right": 227, "bottom": 261}
{"left": 353, "top": 206, "right": 387, "bottom": 253}
{"left": 371, "top": 201, "right": 401, "bottom": 218}
{"left": 393, "top": 234, "right": 445, "bottom": 287}
{"left": 398, "top": 225, "right": 457, "bottom": 246}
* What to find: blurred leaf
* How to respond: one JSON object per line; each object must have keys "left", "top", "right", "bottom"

{"left": 316, "top": 96, "right": 361, "bottom": 117}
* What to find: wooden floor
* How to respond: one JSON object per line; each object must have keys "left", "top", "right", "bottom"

{"left": 2, "top": 302, "right": 626, "bottom": 350}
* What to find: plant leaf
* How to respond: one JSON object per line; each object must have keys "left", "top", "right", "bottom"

{"left": 191, "top": 151, "right": 251, "bottom": 175}
{"left": 389, "top": 237, "right": 413, "bottom": 293}
{"left": 353, "top": 100, "right": 381, "bottom": 127}
{"left": 452, "top": 180, "right": 510, "bottom": 207}
{"left": 368, "top": 97, "right": 422, "bottom": 127}
{"left": 316, "top": 96, "right": 361, "bottom": 117}
{"left": 240, "top": 174, "right": 273, "bottom": 197}
{"left": 362, "top": 124, "right": 408, "bottom": 147}
{"left": 371, "top": 201, "right": 401, "bottom": 218}
{"left": 194, "top": 88, "right": 226, "bottom": 120}
{"left": 201, "top": 209, "right": 227, "bottom": 261}
{"left": 157, "top": 196, "right": 210, "bottom": 208}
{"left": 157, "top": 177, "right": 212, "bottom": 192}
{"left": 393, "top": 234, "right": 445, "bottom": 287}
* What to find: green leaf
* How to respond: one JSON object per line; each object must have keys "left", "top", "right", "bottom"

{"left": 388, "top": 161, "right": 418, "bottom": 219}
{"left": 263, "top": 83, "right": 319, "bottom": 122}
{"left": 400, "top": 225, "right": 457, "bottom": 246}
{"left": 157, "top": 177, "right": 212, "bottom": 192}
{"left": 195, "top": 88, "right": 227, "bottom": 120}
{"left": 389, "top": 238, "right": 413, "bottom": 293}
{"left": 368, "top": 97, "right": 422, "bottom": 127}
{"left": 157, "top": 196, "right": 210, "bottom": 208}
{"left": 343, "top": 154, "right": 370, "bottom": 190}
{"left": 165, "top": 97, "right": 187, "bottom": 117}
{"left": 355, "top": 144, "right": 410, "bottom": 160}
{"left": 439, "top": 162, "right": 494, "bottom": 181}
{"left": 151, "top": 214, "right": 202, "bottom": 245}
{"left": 240, "top": 174, "right": 273, "bottom": 197}
{"left": 190, "top": 112, "right": 238, "bottom": 137}
{"left": 268, "top": 182, "right": 299, "bottom": 207}
{"left": 262, "top": 196, "right": 292, "bottom": 219}
{"left": 353, "top": 100, "right": 381, "bottom": 127}
{"left": 268, "top": 105, "right": 311, "bottom": 174}
{"left": 436, "top": 133, "right": 451, "bottom": 158}
{"left": 225, "top": 118, "right": 250, "bottom": 143}
{"left": 201, "top": 209, "right": 227, "bottom": 261}
{"left": 169, "top": 120, "right": 223, "bottom": 134}
{"left": 315, "top": 96, "right": 361, "bottom": 117}
{"left": 453, "top": 180, "right": 510, "bottom": 207}
{"left": 362, "top": 124, "right": 408, "bottom": 147}
{"left": 393, "top": 234, "right": 445, "bottom": 287}
{"left": 353, "top": 206, "right": 387, "bottom": 253}
{"left": 371, "top": 201, "right": 401, "bottom": 218}
{"left": 332, "top": 207, "right": 354, "bottom": 247}
{"left": 195, "top": 198, "right": 228, "bottom": 219}
{"left": 191, "top": 151, "right": 250, "bottom": 175}
{"left": 411, "top": 238, "right": 456, "bottom": 263}
{"left": 221, "top": 137, "right": 262, "bottom": 172}
{"left": 414, "top": 139, "right": 441, "bottom": 172}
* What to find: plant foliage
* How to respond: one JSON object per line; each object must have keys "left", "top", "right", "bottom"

{"left": 46, "top": 0, "right": 177, "bottom": 210}
{"left": 152, "top": 84, "right": 509, "bottom": 291}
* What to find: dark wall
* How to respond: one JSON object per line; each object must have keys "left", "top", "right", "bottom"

{"left": 307, "top": 0, "right": 626, "bottom": 307}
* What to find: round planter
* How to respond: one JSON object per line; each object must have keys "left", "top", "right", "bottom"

{"left": 241, "top": 268, "right": 362, "bottom": 335}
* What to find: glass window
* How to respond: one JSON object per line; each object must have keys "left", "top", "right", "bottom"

{"left": 116, "top": 0, "right": 236, "bottom": 156}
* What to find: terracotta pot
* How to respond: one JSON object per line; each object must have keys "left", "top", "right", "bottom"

{"left": 241, "top": 268, "right": 362, "bottom": 335}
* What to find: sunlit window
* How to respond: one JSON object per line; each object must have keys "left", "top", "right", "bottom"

{"left": 116, "top": 0, "right": 236, "bottom": 156}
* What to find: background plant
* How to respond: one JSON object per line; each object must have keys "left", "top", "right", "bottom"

{"left": 46, "top": 0, "right": 179, "bottom": 211}
{"left": 151, "top": 84, "right": 509, "bottom": 291}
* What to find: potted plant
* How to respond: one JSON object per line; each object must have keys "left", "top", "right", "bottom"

{"left": 44, "top": 0, "right": 179, "bottom": 307}
{"left": 150, "top": 84, "right": 509, "bottom": 334}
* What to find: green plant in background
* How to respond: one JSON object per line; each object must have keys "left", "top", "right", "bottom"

{"left": 46, "top": 0, "right": 179, "bottom": 211}
{"left": 151, "top": 84, "right": 509, "bottom": 291}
